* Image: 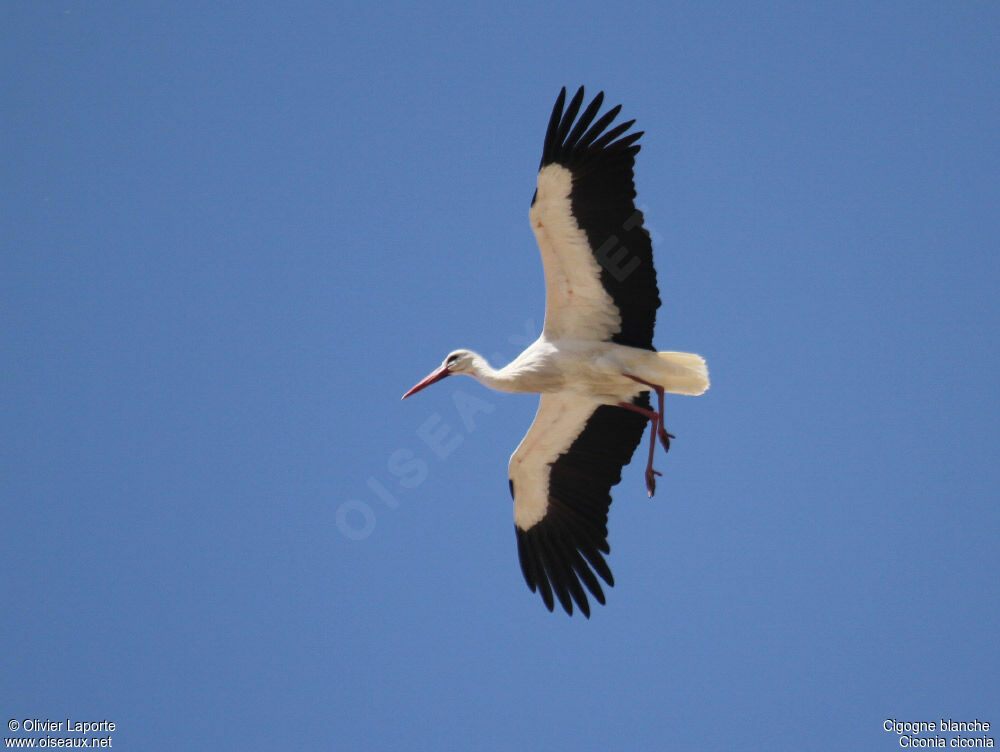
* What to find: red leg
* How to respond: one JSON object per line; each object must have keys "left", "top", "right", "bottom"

{"left": 617, "top": 401, "right": 662, "bottom": 498}
{"left": 623, "top": 374, "right": 674, "bottom": 452}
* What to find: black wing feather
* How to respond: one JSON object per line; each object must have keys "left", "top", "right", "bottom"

{"left": 565, "top": 92, "right": 604, "bottom": 148}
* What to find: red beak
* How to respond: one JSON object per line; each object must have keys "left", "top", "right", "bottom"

{"left": 401, "top": 364, "right": 450, "bottom": 399}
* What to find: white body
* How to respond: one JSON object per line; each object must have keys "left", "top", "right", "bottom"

{"left": 490, "top": 336, "right": 708, "bottom": 402}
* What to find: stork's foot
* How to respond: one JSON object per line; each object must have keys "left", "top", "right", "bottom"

{"left": 658, "top": 427, "right": 675, "bottom": 453}
{"left": 645, "top": 467, "right": 662, "bottom": 498}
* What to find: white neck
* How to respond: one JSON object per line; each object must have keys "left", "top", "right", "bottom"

{"left": 465, "top": 352, "right": 518, "bottom": 393}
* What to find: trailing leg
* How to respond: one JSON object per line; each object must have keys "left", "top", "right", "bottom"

{"left": 616, "top": 401, "right": 662, "bottom": 498}
{"left": 624, "top": 374, "right": 674, "bottom": 452}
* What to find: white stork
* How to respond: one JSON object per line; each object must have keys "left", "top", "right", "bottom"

{"left": 403, "top": 87, "right": 709, "bottom": 616}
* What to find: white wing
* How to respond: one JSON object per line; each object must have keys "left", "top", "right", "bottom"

{"left": 530, "top": 164, "right": 621, "bottom": 342}
{"left": 529, "top": 87, "right": 660, "bottom": 350}
{"left": 508, "top": 392, "right": 650, "bottom": 616}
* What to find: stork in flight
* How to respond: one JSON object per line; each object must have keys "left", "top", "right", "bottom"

{"left": 402, "top": 87, "right": 709, "bottom": 617}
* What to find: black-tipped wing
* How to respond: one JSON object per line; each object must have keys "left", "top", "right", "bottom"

{"left": 530, "top": 87, "right": 661, "bottom": 351}
{"left": 508, "top": 392, "right": 651, "bottom": 616}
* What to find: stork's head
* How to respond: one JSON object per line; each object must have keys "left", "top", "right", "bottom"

{"left": 401, "top": 350, "right": 474, "bottom": 399}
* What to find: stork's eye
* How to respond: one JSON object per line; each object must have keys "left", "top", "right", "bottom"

{"left": 446, "top": 353, "right": 460, "bottom": 365}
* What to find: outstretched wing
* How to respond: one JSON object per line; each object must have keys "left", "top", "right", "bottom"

{"left": 529, "top": 86, "right": 661, "bottom": 350}
{"left": 508, "top": 392, "right": 651, "bottom": 616}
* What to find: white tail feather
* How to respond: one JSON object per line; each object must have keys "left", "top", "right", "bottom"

{"left": 656, "top": 351, "right": 710, "bottom": 396}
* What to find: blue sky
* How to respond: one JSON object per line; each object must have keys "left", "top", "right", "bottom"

{"left": 2, "top": 2, "right": 998, "bottom": 750}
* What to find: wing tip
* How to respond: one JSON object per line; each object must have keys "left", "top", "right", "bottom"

{"left": 541, "top": 87, "right": 635, "bottom": 169}
{"left": 515, "top": 519, "right": 614, "bottom": 618}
